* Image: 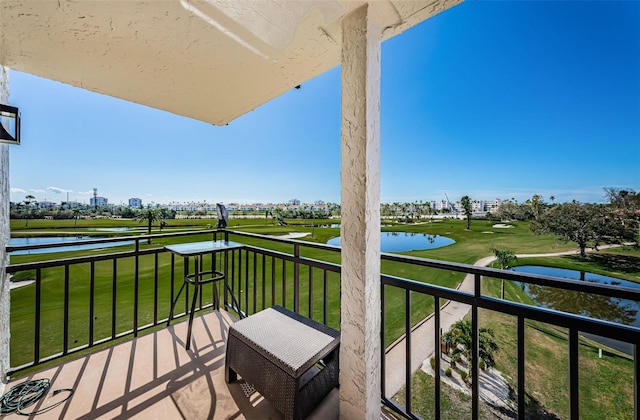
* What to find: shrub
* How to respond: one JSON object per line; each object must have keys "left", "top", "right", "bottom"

{"left": 429, "top": 357, "right": 436, "bottom": 370}
{"left": 460, "top": 370, "right": 468, "bottom": 381}
{"left": 479, "top": 360, "right": 486, "bottom": 371}
{"left": 450, "top": 360, "right": 456, "bottom": 368}
{"left": 445, "top": 368, "right": 452, "bottom": 377}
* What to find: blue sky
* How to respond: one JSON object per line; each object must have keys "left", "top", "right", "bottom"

{"left": 7, "top": 1, "right": 640, "bottom": 206}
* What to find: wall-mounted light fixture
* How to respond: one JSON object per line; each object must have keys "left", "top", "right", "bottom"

{"left": 0, "top": 104, "right": 20, "bottom": 145}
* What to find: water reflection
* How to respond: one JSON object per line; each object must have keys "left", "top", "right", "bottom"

{"left": 87, "top": 227, "right": 138, "bottom": 232}
{"left": 513, "top": 266, "right": 640, "bottom": 327}
{"left": 327, "top": 232, "right": 455, "bottom": 252}
{"left": 9, "top": 236, "right": 135, "bottom": 255}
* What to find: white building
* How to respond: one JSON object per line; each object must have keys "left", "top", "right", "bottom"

{"left": 90, "top": 196, "right": 108, "bottom": 207}
{"left": 37, "top": 201, "right": 56, "bottom": 209}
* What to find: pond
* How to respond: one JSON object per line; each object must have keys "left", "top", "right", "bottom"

{"left": 327, "top": 232, "right": 455, "bottom": 252}
{"left": 87, "top": 227, "right": 140, "bottom": 232}
{"left": 9, "top": 236, "right": 136, "bottom": 255}
{"left": 512, "top": 265, "right": 640, "bottom": 354}
{"left": 316, "top": 224, "right": 392, "bottom": 228}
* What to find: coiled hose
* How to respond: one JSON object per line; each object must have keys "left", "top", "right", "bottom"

{"left": 0, "top": 379, "right": 74, "bottom": 415}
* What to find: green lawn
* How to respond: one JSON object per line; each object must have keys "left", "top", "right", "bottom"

{"left": 393, "top": 369, "right": 496, "bottom": 420}
{"left": 7, "top": 217, "right": 640, "bottom": 417}
{"left": 479, "top": 270, "right": 636, "bottom": 419}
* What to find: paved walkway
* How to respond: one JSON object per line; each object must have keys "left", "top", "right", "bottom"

{"left": 383, "top": 257, "right": 485, "bottom": 398}
{"left": 382, "top": 245, "right": 616, "bottom": 398}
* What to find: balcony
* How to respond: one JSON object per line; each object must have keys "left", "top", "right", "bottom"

{"left": 1, "top": 310, "right": 342, "bottom": 419}
{"left": 4, "top": 230, "right": 640, "bottom": 419}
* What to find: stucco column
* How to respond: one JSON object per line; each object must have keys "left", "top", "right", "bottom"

{"left": 0, "top": 66, "right": 10, "bottom": 393}
{"left": 339, "top": 4, "right": 381, "bottom": 418}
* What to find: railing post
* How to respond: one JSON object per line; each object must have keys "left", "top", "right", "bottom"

{"left": 252, "top": 252, "right": 257, "bottom": 314}
{"left": 134, "top": 239, "right": 139, "bottom": 337}
{"left": 294, "top": 243, "right": 300, "bottom": 313}
{"left": 112, "top": 259, "right": 117, "bottom": 340}
{"left": 89, "top": 261, "right": 95, "bottom": 346}
{"left": 636, "top": 344, "right": 639, "bottom": 420}
{"left": 404, "top": 289, "right": 412, "bottom": 414}
{"left": 323, "top": 270, "right": 329, "bottom": 326}
{"left": 435, "top": 296, "right": 441, "bottom": 420}
{"left": 169, "top": 254, "right": 175, "bottom": 320}
{"left": 34, "top": 269, "right": 42, "bottom": 364}
{"left": 380, "top": 281, "right": 386, "bottom": 399}
{"left": 271, "top": 256, "right": 276, "bottom": 308}
{"left": 569, "top": 328, "right": 579, "bottom": 419}
{"left": 261, "top": 254, "right": 266, "bottom": 311}
{"left": 635, "top": 344, "right": 638, "bottom": 420}
{"left": 518, "top": 316, "right": 525, "bottom": 419}
{"left": 154, "top": 253, "right": 159, "bottom": 325}
{"left": 63, "top": 264, "right": 70, "bottom": 355}
{"left": 472, "top": 273, "right": 481, "bottom": 420}
{"left": 198, "top": 255, "right": 204, "bottom": 310}
{"left": 282, "top": 260, "right": 286, "bottom": 308}
{"left": 308, "top": 268, "right": 313, "bottom": 319}
{"left": 244, "top": 250, "right": 249, "bottom": 314}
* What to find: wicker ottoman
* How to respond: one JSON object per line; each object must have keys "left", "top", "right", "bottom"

{"left": 225, "top": 306, "right": 340, "bottom": 420}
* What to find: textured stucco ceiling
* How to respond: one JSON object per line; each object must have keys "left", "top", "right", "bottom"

{"left": 0, "top": 0, "right": 461, "bottom": 125}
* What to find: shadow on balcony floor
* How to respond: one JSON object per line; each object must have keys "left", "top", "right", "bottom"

{"left": 2, "top": 311, "right": 339, "bottom": 419}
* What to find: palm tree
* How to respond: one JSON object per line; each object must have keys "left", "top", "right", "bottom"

{"left": 137, "top": 207, "right": 160, "bottom": 244}
{"left": 309, "top": 208, "right": 316, "bottom": 239}
{"left": 23, "top": 195, "right": 37, "bottom": 227}
{"left": 15, "top": 202, "right": 24, "bottom": 221}
{"left": 443, "top": 319, "right": 499, "bottom": 379}
{"left": 491, "top": 248, "right": 517, "bottom": 270}
{"left": 72, "top": 208, "right": 83, "bottom": 229}
{"left": 460, "top": 195, "right": 472, "bottom": 229}
{"left": 490, "top": 248, "right": 518, "bottom": 298}
{"left": 274, "top": 207, "right": 287, "bottom": 226}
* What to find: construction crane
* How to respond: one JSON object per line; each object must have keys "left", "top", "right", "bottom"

{"left": 444, "top": 193, "right": 454, "bottom": 213}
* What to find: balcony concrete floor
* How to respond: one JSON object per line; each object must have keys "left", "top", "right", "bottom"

{"left": 2, "top": 311, "right": 341, "bottom": 419}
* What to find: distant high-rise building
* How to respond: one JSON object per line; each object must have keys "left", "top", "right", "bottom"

{"left": 90, "top": 196, "right": 108, "bottom": 208}
{"left": 129, "top": 198, "right": 143, "bottom": 208}
{"left": 38, "top": 201, "right": 56, "bottom": 209}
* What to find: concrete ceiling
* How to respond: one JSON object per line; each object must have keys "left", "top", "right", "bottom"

{"left": 0, "top": 0, "right": 460, "bottom": 125}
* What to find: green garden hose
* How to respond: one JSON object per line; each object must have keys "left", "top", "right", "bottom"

{"left": 0, "top": 379, "right": 74, "bottom": 415}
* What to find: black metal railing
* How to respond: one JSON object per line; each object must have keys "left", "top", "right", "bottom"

{"left": 6, "top": 230, "right": 341, "bottom": 374}
{"left": 5, "top": 229, "right": 640, "bottom": 418}
{"left": 380, "top": 254, "right": 640, "bottom": 420}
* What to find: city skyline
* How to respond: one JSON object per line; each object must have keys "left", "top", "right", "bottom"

{"left": 7, "top": 1, "right": 640, "bottom": 206}
{"left": 12, "top": 192, "right": 598, "bottom": 208}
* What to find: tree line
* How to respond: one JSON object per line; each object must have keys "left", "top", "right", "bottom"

{"left": 461, "top": 188, "right": 639, "bottom": 257}
{"left": 10, "top": 197, "right": 177, "bottom": 227}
